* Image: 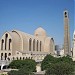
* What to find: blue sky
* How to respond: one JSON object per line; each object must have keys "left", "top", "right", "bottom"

{"left": 0, "top": 0, "right": 74, "bottom": 48}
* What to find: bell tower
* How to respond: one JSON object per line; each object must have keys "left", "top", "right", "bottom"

{"left": 64, "top": 10, "right": 71, "bottom": 56}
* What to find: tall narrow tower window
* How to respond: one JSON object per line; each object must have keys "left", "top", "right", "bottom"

{"left": 1, "top": 39, "right": 4, "bottom": 50}
{"left": 33, "top": 39, "right": 35, "bottom": 51}
{"left": 37, "top": 40, "right": 39, "bottom": 51}
{"left": 29, "top": 38, "right": 32, "bottom": 51}
{"left": 5, "top": 34, "right": 8, "bottom": 50}
{"left": 9, "top": 39, "right": 11, "bottom": 50}
{"left": 65, "top": 12, "right": 67, "bottom": 17}
{"left": 40, "top": 41, "right": 42, "bottom": 51}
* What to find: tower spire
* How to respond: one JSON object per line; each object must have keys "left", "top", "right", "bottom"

{"left": 64, "top": 10, "right": 71, "bottom": 56}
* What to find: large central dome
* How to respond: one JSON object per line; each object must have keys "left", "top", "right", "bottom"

{"left": 34, "top": 27, "right": 46, "bottom": 36}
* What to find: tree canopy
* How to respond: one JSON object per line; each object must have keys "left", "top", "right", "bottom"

{"left": 8, "top": 69, "right": 34, "bottom": 75}
{"left": 9, "top": 59, "right": 36, "bottom": 72}
{"left": 41, "top": 54, "right": 74, "bottom": 75}
{"left": 8, "top": 59, "right": 36, "bottom": 75}
{"left": 45, "top": 62, "right": 74, "bottom": 75}
{"left": 41, "top": 54, "right": 73, "bottom": 71}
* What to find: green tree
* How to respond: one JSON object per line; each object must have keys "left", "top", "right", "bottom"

{"left": 45, "top": 62, "right": 74, "bottom": 75}
{"left": 61, "top": 55, "right": 73, "bottom": 62}
{"left": 8, "top": 59, "right": 36, "bottom": 75}
{"left": 18, "top": 67, "right": 35, "bottom": 75}
{"left": 8, "top": 70, "right": 34, "bottom": 75}
{"left": 41, "top": 54, "right": 57, "bottom": 70}
{"left": 8, "top": 70, "right": 18, "bottom": 75}
{"left": 41, "top": 54, "right": 73, "bottom": 71}
{"left": 9, "top": 59, "right": 36, "bottom": 72}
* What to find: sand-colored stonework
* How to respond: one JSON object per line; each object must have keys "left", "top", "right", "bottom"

{"left": 0, "top": 27, "right": 55, "bottom": 61}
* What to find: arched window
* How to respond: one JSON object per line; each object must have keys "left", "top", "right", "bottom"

{"left": 65, "top": 12, "right": 67, "bottom": 17}
{"left": 8, "top": 53, "right": 11, "bottom": 56}
{"left": 20, "top": 57, "right": 21, "bottom": 60}
{"left": 1, "top": 39, "right": 4, "bottom": 50}
{"left": 5, "top": 34, "right": 8, "bottom": 50}
{"left": 23, "top": 57, "right": 24, "bottom": 60}
{"left": 26, "top": 57, "right": 27, "bottom": 59}
{"left": 17, "top": 57, "right": 18, "bottom": 60}
{"left": 37, "top": 40, "right": 39, "bottom": 51}
{"left": 29, "top": 38, "right": 32, "bottom": 51}
{"left": 1, "top": 53, "right": 3, "bottom": 60}
{"left": 8, "top": 58, "right": 10, "bottom": 61}
{"left": 9, "top": 39, "right": 11, "bottom": 50}
{"left": 31, "top": 57, "right": 33, "bottom": 59}
{"left": 33, "top": 39, "right": 35, "bottom": 51}
{"left": 5, "top": 53, "right": 7, "bottom": 60}
{"left": 40, "top": 41, "right": 42, "bottom": 51}
{"left": 50, "top": 38, "right": 54, "bottom": 54}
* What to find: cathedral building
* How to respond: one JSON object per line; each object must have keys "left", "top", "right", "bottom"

{"left": 0, "top": 27, "right": 55, "bottom": 62}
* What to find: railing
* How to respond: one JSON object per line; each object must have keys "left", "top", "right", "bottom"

{"left": 0, "top": 60, "right": 11, "bottom": 65}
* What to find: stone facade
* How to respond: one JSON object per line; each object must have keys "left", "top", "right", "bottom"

{"left": 0, "top": 27, "right": 55, "bottom": 61}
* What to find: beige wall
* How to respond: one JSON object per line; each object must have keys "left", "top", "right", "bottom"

{"left": 0, "top": 28, "right": 55, "bottom": 61}
{"left": 0, "top": 32, "right": 12, "bottom": 60}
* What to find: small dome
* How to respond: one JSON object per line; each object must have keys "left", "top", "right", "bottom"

{"left": 34, "top": 27, "right": 46, "bottom": 36}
